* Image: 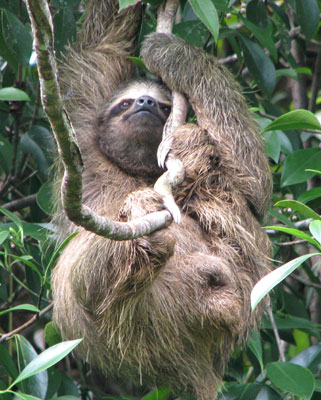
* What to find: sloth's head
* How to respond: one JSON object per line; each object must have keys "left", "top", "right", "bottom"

{"left": 97, "top": 79, "right": 171, "bottom": 178}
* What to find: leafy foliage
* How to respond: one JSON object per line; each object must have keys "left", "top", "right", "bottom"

{"left": 0, "top": 0, "right": 321, "bottom": 399}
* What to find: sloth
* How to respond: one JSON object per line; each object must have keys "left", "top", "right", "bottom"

{"left": 52, "top": 1, "right": 272, "bottom": 399}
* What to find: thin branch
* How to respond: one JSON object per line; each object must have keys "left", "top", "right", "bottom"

{"left": 267, "top": 303, "right": 286, "bottom": 362}
{"left": 292, "top": 274, "right": 321, "bottom": 290}
{"left": 0, "top": 303, "right": 53, "bottom": 343}
{"left": 308, "top": 41, "right": 321, "bottom": 112}
{"left": 25, "top": 0, "right": 172, "bottom": 241}
{"left": 2, "top": 194, "right": 37, "bottom": 211}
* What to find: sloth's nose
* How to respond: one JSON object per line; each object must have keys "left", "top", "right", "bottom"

{"left": 136, "top": 96, "right": 155, "bottom": 109}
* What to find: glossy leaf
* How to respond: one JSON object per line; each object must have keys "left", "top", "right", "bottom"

{"left": 37, "top": 181, "right": 54, "bottom": 215}
{"left": 251, "top": 253, "right": 321, "bottom": 310}
{"left": 267, "top": 361, "right": 315, "bottom": 399}
{"left": 261, "top": 110, "right": 321, "bottom": 133}
{"left": 15, "top": 335, "right": 48, "bottom": 399}
{"left": 295, "top": 0, "right": 320, "bottom": 40}
{"left": 0, "top": 231, "right": 9, "bottom": 245}
{"left": 264, "top": 225, "right": 320, "bottom": 249}
{"left": 0, "top": 343, "right": 18, "bottom": 380}
{"left": 1, "top": 10, "right": 32, "bottom": 65}
{"left": 10, "top": 393, "right": 41, "bottom": 400}
{"left": 310, "top": 220, "right": 321, "bottom": 245}
{"left": 291, "top": 343, "right": 321, "bottom": 373}
{"left": 0, "top": 88, "right": 30, "bottom": 101}
{"left": 281, "top": 148, "right": 321, "bottom": 187}
{"left": 240, "top": 16, "right": 277, "bottom": 61}
{"left": 261, "top": 314, "right": 320, "bottom": 331}
{"left": 298, "top": 187, "right": 321, "bottom": 203}
{"left": 189, "top": 0, "right": 219, "bottom": 43}
{"left": 0, "top": 304, "right": 40, "bottom": 316}
{"left": 142, "top": 387, "right": 171, "bottom": 400}
{"left": 255, "top": 385, "right": 283, "bottom": 400}
{"left": 118, "top": 0, "right": 140, "bottom": 11}
{"left": 247, "top": 330, "right": 263, "bottom": 372}
{"left": 221, "top": 383, "right": 261, "bottom": 399}
{"left": 238, "top": 34, "right": 275, "bottom": 97}
{"left": 274, "top": 200, "right": 321, "bottom": 221}
{"left": 10, "top": 339, "right": 82, "bottom": 387}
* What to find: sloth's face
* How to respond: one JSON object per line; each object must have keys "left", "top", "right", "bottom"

{"left": 106, "top": 82, "right": 171, "bottom": 126}
{"left": 97, "top": 80, "right": 171, "bottom": 178}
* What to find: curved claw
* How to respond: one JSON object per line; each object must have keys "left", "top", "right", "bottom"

{"left": 154, "top": 171, "right": 181, "bottom": 224}
{"left": 163, "top": 195, "right": 181, "bottom": 224}
{"left": 157, "top": 137, "right": 173, "bottom": 168}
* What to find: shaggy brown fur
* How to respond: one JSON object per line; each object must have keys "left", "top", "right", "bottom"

{"left": 52, "top": 1, "right": 272, "bottom": 399}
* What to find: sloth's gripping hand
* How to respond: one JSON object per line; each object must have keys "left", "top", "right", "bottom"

{"left": 118, "top": 188, "right": 176, "bottom": 263}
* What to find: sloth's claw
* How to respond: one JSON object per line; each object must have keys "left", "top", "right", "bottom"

{"left": 163, "top": 195, "right": 181, "bottom": 224}
{"left": 154, "top": 171, "right": 181, "bottom": 224}
{"left": 157, "top": 136, "right": 173, "bottom": 168}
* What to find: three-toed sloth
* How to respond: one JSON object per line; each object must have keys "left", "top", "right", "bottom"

{"left": 52, "top": 1, "right": 272, "bottom": 399}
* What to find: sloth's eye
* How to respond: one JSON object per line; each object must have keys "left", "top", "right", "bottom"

{"left": 161, "top": 104, "right": 171, "bottom": 115}
{"left": 120, "top": 99, "right": 133, "bottom": 109}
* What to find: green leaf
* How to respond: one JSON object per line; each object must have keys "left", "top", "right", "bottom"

{"left": 255, "top": 385, "right": 283, "bottom": 400}
{"left": 0, "top": 134, "right": 13, "bottom": 174}
{"left": 127, "top": 56, "right": 145, "bottom": 68}
{"left": 15, "top": 335, "right": 48, "bottom": 399}
{"left": 37, "top": 181, "right": 54, "bottom": 215}
{"left": 0, "top": 304, "right": 40, "bottom": 316}
{"left": 281, "top": 148, "right": 321, "bottom": 187}
{"left": 173, "top": 21, "right": 209, "bottom": 47}
{"left": 221, "top": 383, "right": 261, "bottom": 399}
{"left": 118, "top": 0, "right": 141, "bottom": 11}
{"left": 0, "top": 206, "right": 22, "bottom": 229}
{"left": 142, "top": 387, "right": 171, "bottom": 400}
{"left": 291, "top": 343, "right": 321, "bottom": 373}
{"left": 310, "top": 220, "right": 321, "bottom": 245}
{"left": 263, "top": 131, "right": 281, "bottom": 163}
{"left": 251, "top": 253, "right": 321, "bottom": 310}
{"left": 247, "top": 330, "right": 263, "bottom": 373}
{"left": 266, "top": 361, "right": 315, "bottom": 399}
{"left": 0, "top": 343, "right": 19, "bottom": 380}
{"left": 10, "top": 339, "right": 82, "bottom": 387}
{"left": 9, "top": 393, "right": 41, "bottom": 400}
{"left": 240, "top": 16, "right": 277, "bottom": 61}
{"left": 261, "top": 314, "right": 320, "bottom": 332}
{"left": 274, "top": 200, "right": 321, "bottom": 221}
{"left": 238, "top": 34, "right": 276, "bottom": 97}
{"left": 1, "top": 10, "right": 32, "bottom": 65}
{"left": 264, "top": 225, "right": 320, "bottom": 249}
{"left": 0, "top": 230, "right": 9, "bottom": 245}
{"left": 261, "top": 110, "right": 321, "bottom": 133}
{"left": 0, "top": 87, "right": 30, "bottom": 101}
{"left": 295, "top": 0, "right": 320, "bottom": 40}
{"left": 44, "top": 321, "right": 62, "bottom": 347}
{"left": 189, "top": 0, "right": 219, "bottom": 43}
{"left": 316, "top": 379, "right": 321, "bottom": 392}
{"left": 305, "top": 168, "right": 321, "bottom": 176}
{"left": 298, "top": 187, "right": 321, "bottom": 204}
{"left": 0, "top": 252, "right": 42, "bottom": 278}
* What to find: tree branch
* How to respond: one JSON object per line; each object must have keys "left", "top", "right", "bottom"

{"left": 0, "top": 303, "right": 53, "bottom": 343}
{"left": 25, "top": 0, "right": 172, "bottom": 241}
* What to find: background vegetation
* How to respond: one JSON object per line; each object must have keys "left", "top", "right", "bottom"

{"left": 0, "top": 0, "right": 321, "bottom": 399}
